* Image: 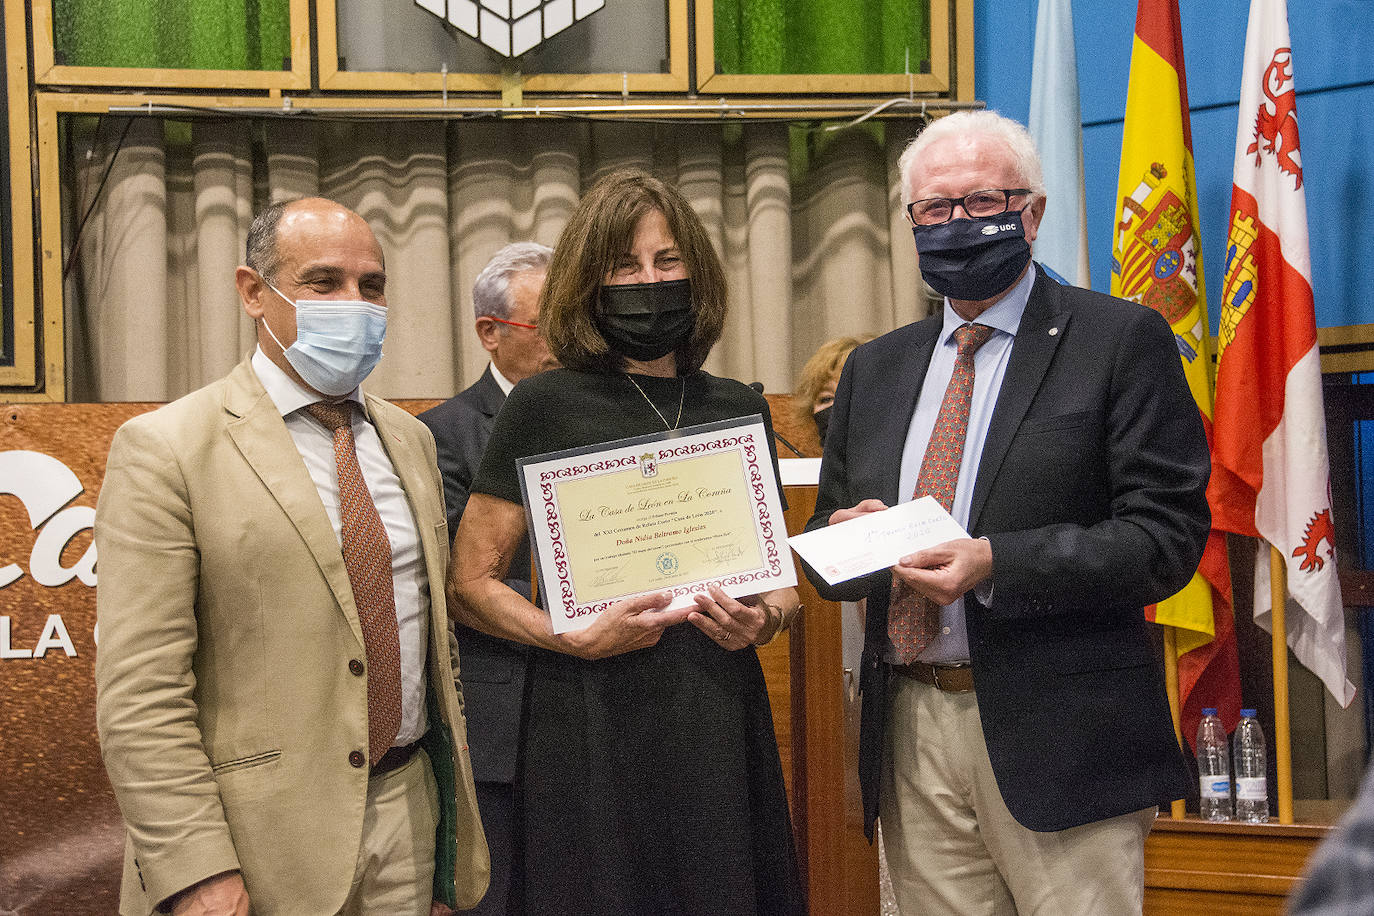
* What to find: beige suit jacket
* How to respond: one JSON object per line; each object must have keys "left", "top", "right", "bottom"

{"left": 94, "top": 357, "right": 489, "bottom": 915}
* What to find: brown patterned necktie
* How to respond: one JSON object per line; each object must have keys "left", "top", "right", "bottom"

{"left": 888, "top": 323, "right": 995, "bottom": 664}
{"left": 306, "top": 401, "right": 402, "bottom": 763}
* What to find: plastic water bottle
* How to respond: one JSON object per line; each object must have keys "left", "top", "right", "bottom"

{"left": 1233, "top": 709, "right": 1270, "bottom": 824}
{"left": 1196, "top": 707, "right": 1231, "bottom": 821}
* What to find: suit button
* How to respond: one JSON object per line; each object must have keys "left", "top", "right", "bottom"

{"left": 349, "top": 750, "right": 365, "bottom": 768}
{"left": 349, "top": 659, "right": 364, "bottom": 676}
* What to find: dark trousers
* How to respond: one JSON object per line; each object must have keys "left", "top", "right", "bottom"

{"left": 470, "top": 780, "right": 520, "bottom": 916}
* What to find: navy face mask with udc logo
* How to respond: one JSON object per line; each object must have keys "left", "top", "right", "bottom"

{"left": 911, "top": 209, "right": 1033, "bottom": 302}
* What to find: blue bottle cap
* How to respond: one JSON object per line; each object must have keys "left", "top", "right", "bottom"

{"left": 1241, "top": 708, "right": 1257, "bottom": 717}
{"left": 1202, "top": 707, "right": 1218, "bottom": 715}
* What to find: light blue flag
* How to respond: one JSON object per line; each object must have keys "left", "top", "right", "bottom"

{"left": 1028, "top": 0, "right": 1090, "bottom": 287}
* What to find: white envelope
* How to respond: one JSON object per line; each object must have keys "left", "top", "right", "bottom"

{"left": 787, "top": 496, "right": 970, "bottom": 585}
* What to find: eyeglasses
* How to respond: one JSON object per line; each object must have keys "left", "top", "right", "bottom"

{"left": 490, "top": 317, "right": 538, "bottom": 331}
{"left": 905, "top": 188, "right": 1032, "bottom": 226}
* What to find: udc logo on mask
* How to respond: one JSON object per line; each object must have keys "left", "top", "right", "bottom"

{"left": 414, "top": 0, "right": 606, "bottom": 57}
{"left": 655, "top": 551, "right": 679, "bottom": 577}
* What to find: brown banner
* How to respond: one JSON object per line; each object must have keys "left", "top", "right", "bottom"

{"left": 0, "top": 400, "right": 451, "bottom": 913}
{"left": 0, "top": 403, "right": 157, "bottom": 914}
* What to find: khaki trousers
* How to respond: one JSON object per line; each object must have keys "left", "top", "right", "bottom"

{"left": 880, "top": 676, "right": 1155, "bottom": 916}
{"left": 339, "top": 748, "right": 440, "bottom": 916}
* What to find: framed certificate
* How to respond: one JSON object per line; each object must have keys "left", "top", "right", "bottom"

{"left": 517, "top": 416, "right": 795, "bottom": 633}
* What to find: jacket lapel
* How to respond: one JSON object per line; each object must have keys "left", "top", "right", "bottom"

{"left": 473, "top": 366, "right": 505, "bottom": 420}
{"left": 367, "top": 395, "right": 445, "bottom": 616}
{"left": 223, "top": 358, "right": 365, "bottom": 650}
{"left": 968, "top": 269, "right": 1071, "bottom": 532}
{"left": 878, "top": 320, "right": 942, "bottom": 506}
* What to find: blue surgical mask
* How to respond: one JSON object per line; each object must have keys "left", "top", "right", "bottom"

{"left": 262, "top": 283, "right": 388, "bottom": 396}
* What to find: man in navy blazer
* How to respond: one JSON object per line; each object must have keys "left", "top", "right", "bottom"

{"left": 804, "top": 111, "right": 1208, "bottom": 914}
{"left": 418, "top": 241, "right": 553, "bottom": 916}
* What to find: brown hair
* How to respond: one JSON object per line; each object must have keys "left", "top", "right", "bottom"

{"left": 792, "top": 335, "right": 873, "bottom": 429}
{"left": 540, "top": 169, "right": 727, "bottom": 374}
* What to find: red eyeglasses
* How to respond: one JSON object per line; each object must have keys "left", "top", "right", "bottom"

{"left": 490, "top": 317, "right": 538, "bottom": 330}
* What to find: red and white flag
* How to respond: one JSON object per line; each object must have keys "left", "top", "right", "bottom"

{"left": 1214, "top": 0, "right": 1354, "bottom": 706}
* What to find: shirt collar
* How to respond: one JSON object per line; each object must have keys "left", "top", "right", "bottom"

{"left": 937, "top": 262, "right": 1036, "bottom": 345}
{"left": 489, "top": 361, "right": 516, "bottom": 396}
{"left": 251, "top": 346, "right": 366, "bottom": 419}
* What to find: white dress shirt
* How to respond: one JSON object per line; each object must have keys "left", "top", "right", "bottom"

{"left": 489, "top": 361, "right": 516, "bottom": 396}
{"left": 892, "top": 265, "right": 1036, "bottom": 665}
{"left": 252, "top": 347, "right": 429, "bottom": 746}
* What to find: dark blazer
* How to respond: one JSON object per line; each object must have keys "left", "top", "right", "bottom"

{"left": 805, "top": 266, "right": 1207, "bottom": 836}
{"left": 419, "top": 366, "right": 531, "bottom": 785}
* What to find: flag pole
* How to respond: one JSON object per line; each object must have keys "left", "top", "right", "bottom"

{"left": 1161, "top": 625, "right": 1186, "bottom": 819}
{"left": 1269, "top": 544, "right": 1294, "bottom": 824}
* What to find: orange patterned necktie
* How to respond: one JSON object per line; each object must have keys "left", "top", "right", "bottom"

{"left": 306, "top": 401, "right": 402, "bottom": 763}
{"left": 888, "top": 323, "right": 995, "bottom": 664}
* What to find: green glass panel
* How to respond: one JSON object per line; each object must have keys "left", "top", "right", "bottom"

{"left": 52, "top": 0, "right": 291, "bottom": 71}
{"left": 714, "top": 0, "right": 930, "bottom": 76}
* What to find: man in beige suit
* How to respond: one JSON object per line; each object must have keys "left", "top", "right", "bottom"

{"left": 95, "top": 198, "right": 489, "bottom": 916}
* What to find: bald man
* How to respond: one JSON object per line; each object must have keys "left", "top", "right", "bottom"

{"left": 95, "top": 198, "right": 489, "bottom": 916}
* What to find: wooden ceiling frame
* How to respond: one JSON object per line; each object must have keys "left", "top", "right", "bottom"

{"left": 3, "top": 0, "right": 42, "bottom": 394}
{"left": 694, "top": 0, "right": 973, "bottom": 100}
{"left": 30, "top": 0, "right": 312, "bottom": 91}
{"left": 316, "top": 0, "right": 692, "bottom": 95}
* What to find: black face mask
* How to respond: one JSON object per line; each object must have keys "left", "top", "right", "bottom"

{"left": 911, "top": 209, "right": 1033, "bottom": 301}
{"left": 813, "top": 405, "right": 833, "bottom": 445}
{"left": 597, "top": 278, "right": 695, "bottom": 362}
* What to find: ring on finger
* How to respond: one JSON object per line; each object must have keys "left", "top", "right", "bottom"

{"left": 720, "top": 629, "right": 731, "bottom": 643}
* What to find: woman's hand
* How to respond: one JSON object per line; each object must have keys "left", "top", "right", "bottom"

{"left": 690, "top": 585, "right": 797, "bottom": 650}
{"left": 557, "top": 591, "right": 690, "bottom": 660}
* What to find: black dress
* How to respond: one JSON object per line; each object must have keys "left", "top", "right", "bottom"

{"left": 472, "top": 368, "right": 806, "bottom": 916}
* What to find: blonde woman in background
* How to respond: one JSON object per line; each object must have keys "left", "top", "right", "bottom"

{"left": 793, "top": 335, "right": 873, "bottom": 449}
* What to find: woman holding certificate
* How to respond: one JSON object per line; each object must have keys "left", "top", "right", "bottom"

{"left": 450, "top": 169, "right": 806, "bottom": 915}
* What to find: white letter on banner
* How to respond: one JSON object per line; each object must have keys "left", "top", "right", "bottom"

{"left": 33, "top": 614, "right": 77, "bottom": 657}
{"left": 0, "top": 617, "right": 32, "bottom": 659}
{"left": 30, "top": 506, "right": 97, "bottom": 587}
{"left": 0, "top": 451, "right": 86, "bottom": 589}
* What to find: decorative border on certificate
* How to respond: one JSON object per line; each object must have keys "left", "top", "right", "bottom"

{"left": 517, "top": 415, "right": 795, "bottom": 633}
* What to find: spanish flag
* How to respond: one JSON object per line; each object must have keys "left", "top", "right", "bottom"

{"left": 1112, "top": 0, "right": 1240, "bottom": 745}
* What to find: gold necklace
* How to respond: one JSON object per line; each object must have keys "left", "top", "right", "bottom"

{"left": 626, "top": 374, "right": 685, "bottom": 430}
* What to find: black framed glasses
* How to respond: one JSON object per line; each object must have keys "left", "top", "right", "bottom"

{"left": 906, "top": 188, "right": 1032, "bottom": 226}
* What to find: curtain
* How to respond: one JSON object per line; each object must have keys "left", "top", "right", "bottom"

{"left": 714, "top": 0, "right": 931, "bottom": 75}
{"left": 65, "top": 117, "right": 932, "bottom": 402}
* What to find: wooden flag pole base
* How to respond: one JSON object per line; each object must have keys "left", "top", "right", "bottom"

{"left": 1270, "top": 545, "right": 1294, "bottom": 825}
{"left": 1162, "top": 625, "right": 1186, "bottom": 819}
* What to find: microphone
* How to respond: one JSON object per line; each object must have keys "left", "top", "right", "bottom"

{"left": 748, "top": 382, "right": 806, "bottom": 458}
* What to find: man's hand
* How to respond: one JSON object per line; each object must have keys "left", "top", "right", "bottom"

{"left": 829, "top": 498, "right": 889, "bottom": 526}
{"left": 892, "top": 537, "right": 992, "bottom": 607}
{"left": 170, "top": 871, "right": 250, "bottom": 916}
{"left": 431, "top": 901, "right": 455, "bottom": 916}
{"left": 556, "top": 591, "right": 690, "bottom": 660}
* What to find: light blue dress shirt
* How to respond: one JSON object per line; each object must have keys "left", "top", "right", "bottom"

{"left": 889, "top": 265, "right": 1036, "bottom": 665}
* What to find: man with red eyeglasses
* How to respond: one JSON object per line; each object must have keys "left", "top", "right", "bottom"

{"left": 419, "top": 241, "right": 553, "bottom": 916}
{"left": 803, "top": 110, "right": 1209, "bottom": 914}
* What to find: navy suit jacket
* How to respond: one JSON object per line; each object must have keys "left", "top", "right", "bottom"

{"left": 805, "top": 266, "right": 1207, "bottom": 835}
{"left": 419, "top": 367, "right": 531, "bottom": 785}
